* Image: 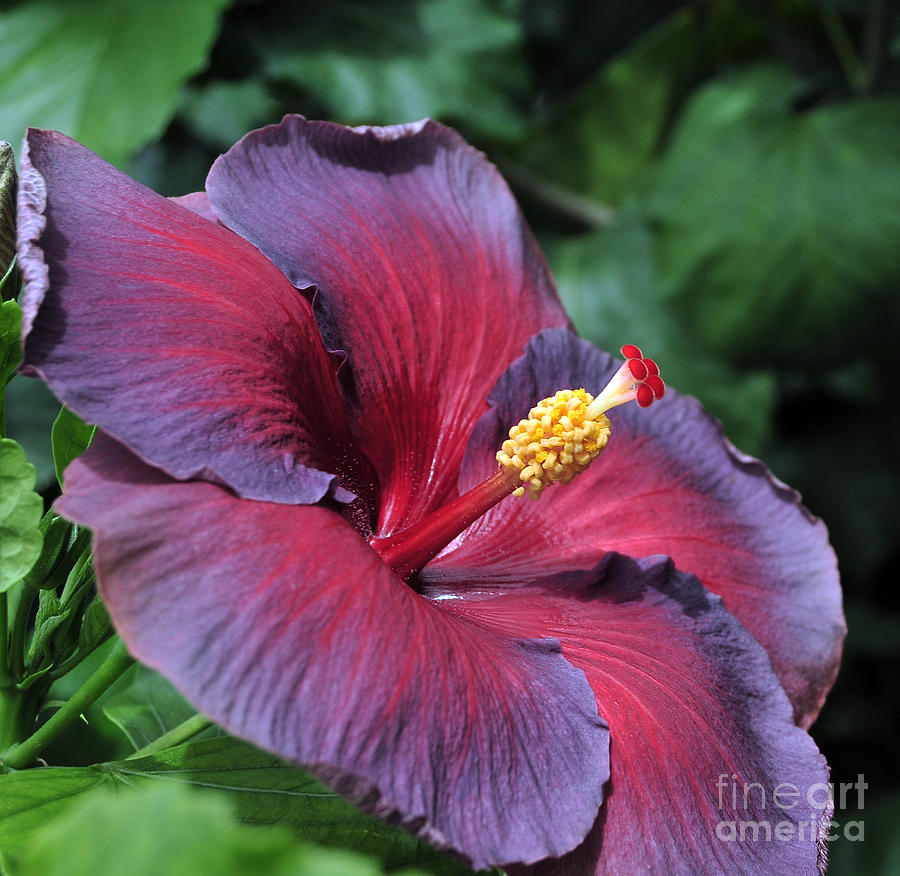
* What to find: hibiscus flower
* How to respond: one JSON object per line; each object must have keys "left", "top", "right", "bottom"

{"left": 16, "top": 117, "right": 844, "bottom": 874}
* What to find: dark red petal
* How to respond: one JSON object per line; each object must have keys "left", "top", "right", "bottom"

{"left": 643, "top": 357, "right": 660, "bottom": 377}
{"left": 57, "top": 434, "right": 610, "bottom": 870}
{"left": 17, "top": 129, "right": 365, "bottom": 506}
{"left": 620, "top": 343, "right": 642, "bottom": 359}
{"left": 430, "top": 329, "right": 844, "bottom": 728}
{"left": 450, "top": 555, "right": 831, "bottom": 876}
{"left": 205, "top": 116, "right": 569, "bottom": 534}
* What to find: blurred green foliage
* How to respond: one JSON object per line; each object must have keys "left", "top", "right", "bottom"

{"left": 16, "top": 782, "right": 433, "bottom": 876}
{"left": 260, "top": 0, "right": 528, "bottom": 139}
{"left": 0, "top": 736, "right": 473, "bottom": 875}
{"left": 0, "top": 0, "right": 898, "bottom": 872}
{"left": 645, "top": 63, "right": 900, "bottom": 364}
{"left": 0, "top": 0, "right": 231, "bottom": 166}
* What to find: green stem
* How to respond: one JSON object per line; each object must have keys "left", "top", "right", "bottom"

{"left": 0, "top": 638, "right": 134, "bottom": 769}
{"left": 0, "top": 594, "right": 17, "bottom": 751}
{"left": 0, "top": 686, "right": 39, "bottom": 759}
{"left": 8, "top": 586, "right": 35, "bottom": 681}
{"left": 500, "top": 161, "right": 617, "bottom": 228}
{"left": 127, "top": 713, "right": 214, "bottom": 760}
{"left": 0, "top": 593, "right": 9, "bottom": 689}
{"left": 0, "top": 593, "right": 40, "bottom": 754}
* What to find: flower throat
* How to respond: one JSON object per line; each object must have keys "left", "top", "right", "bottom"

{"left": 370, "top": 345, "right": 664, "bottom": 580}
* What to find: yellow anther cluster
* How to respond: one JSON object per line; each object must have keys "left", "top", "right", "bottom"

{"left": 496, "top": 388, "right": 611, "bottom": 500}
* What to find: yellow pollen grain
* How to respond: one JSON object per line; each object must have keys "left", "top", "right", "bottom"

{"left": 496, "top": 388, "right": 611, "bottom": 499}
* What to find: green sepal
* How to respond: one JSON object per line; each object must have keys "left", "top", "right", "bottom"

{"left": 21, "top": 545, "right": 105, "bottom": 684}
{"left": 21, "top": 514, "right": 74, "bottom": 590}
{"left": 23, "top": 590, "right": 66, "bottom": 679}
{"left": 61, "top": 595, "right": 112, "bottom": 678}
{"left": 51, "top": 407, "right": 96, "bottom": 487}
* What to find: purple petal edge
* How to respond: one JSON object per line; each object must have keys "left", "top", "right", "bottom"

{"left": 16, "top": 134, "right": 48, "bottom": 340}
{"left": 441, "top": 327, "right": 844, "bottom": 728}
{"left": 59, "top": 434, "right": 612, "bottom": 870}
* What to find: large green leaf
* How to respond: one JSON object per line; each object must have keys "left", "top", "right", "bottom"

{"left": 261, "top": 0, "right": 526, "bottom": 140}
{"left": 0, "top": 738, "right": 473, "bottom": 874}
{"left": 0, "top": 437, "right": 42, "bottom": 592}
{"left": 102, "top": 665, "right": 220, "bottom": 752}
{"left": 643, "top": 64, "right": 900, "bottom": 364}
{"left": 14, "top": 782, "right": 429, "bottom": 876}
{"left": 546, "top": 212, "right": 775, "bottom": 453}
{"left": 514, "top": 8, "right": 696, "bottom": 205}
{"left": 0, "top": 0, "right": 231, "bottom": 165}
{"left": 178, "top": 79, "right": 279, "bottom": 151}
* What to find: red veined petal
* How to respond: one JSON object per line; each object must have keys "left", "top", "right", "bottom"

{"left": 430, "top": 329, "right": 844, "bottom": 728}
{"left": 57, "top": 433, "right": 610, "bottom": 871}
{"left": 205, "top": 116, "right": 569, "bottom": 534}
{"left": 18, "top": 130, "right": 366, "bottom": 507}
{"left": 448, "top": 554, "right": 831, "bottom": 875}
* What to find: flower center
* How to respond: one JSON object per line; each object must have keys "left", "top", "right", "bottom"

{"left": 370, "top": 345, "right": 664, "bottom": 580}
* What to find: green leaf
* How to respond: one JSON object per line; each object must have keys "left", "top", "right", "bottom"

{"left": 546, "top": 211, "right": 775, "bottom": 453}
{"left": 514, "top": 7, "right": 696, "bottom": 205}
{"left": 103, "top": 666, "right": 217, "bottom": 752}
{"left": 0, "top": 738, "right": 473, "bottom": 875}
{"left": 261, "top": 0, "right": 526, "bottom": 140}
{"left": 0, "top": 256, "right": 19, "bottom": 305}
{"left": 643, "top": 64, "right": 900, "bottom": 364}
{"left": 0, "top": 298, "right": 21, "bottom": 449}
{"left": 51, "top": 407, "right": 95, "bottom": 487}
{"left": 0, "top": 142, "right": 15, "bottom": 285}
{"left": 15, "top": 782, "right": 416, "bottom": 876}
{"left": 178, "top": 79, "right": 279, "bottom": 151}
{"left": 0, "top": 0, "right": 231, "bottom": 166}
{"left": 0, "top": 299, "right": 21, "bottom": 387}
{"left": 0, "top": 437, "right": 43, "bottom": 592}
{"left": 0, "top": 764, "right": 107, "bottom": 866}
